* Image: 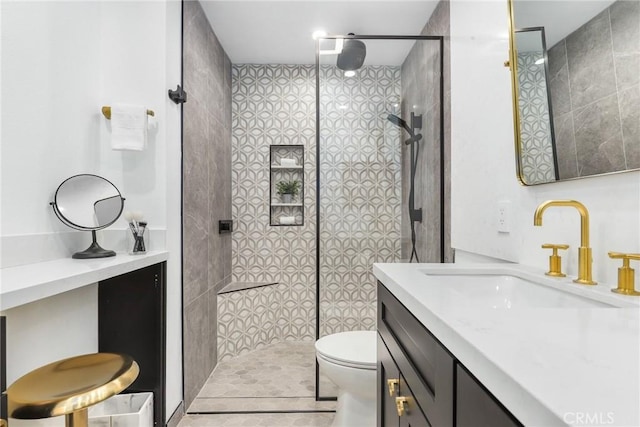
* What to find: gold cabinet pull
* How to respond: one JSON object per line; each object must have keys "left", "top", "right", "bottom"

{"left": 608, "top": 252, "right": 640, "bottom": 296}
{"left": 541, "top": 243, "right": 569, "bottom": 277}
{"left": 396, "top": 396, "right": 408, "bottom": 417}
{"left": 387, "top": 378, "right": 399, "bottom": 396}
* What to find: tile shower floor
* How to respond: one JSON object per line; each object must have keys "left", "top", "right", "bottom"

{"left": 180, "top": 341, "right": 336, "bottom": 427}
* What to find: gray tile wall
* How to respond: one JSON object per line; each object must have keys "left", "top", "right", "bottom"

{"left": 548, "top": 0, "right": 640, "bottom": 179}
{"left": 182, "top": 0, "right": 232, "bottom": 408}
{"left": 517, "top": 51, "right": 556, "bottom": 183}
{"left": 400, "top": 0, "right": 452, "bottom": 263}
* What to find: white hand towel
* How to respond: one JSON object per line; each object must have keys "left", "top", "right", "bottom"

{"left": 110, "top": 103, "right": 147, "bottom": 151}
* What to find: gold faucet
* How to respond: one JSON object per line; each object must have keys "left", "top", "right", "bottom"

{"left": 533, "top": 200, "right": 596, "bottom": 285}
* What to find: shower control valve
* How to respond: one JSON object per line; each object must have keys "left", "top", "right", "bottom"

{"left": 411, "top": 208, "right": 423, "bottom": 223}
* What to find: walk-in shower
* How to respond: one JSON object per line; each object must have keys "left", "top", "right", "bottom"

{"left": 315, "top": 34, "right": 445, "bottom": 399}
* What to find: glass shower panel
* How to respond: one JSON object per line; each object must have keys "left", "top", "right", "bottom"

{"left": 317, "top": 39, "right": 440, "bottom": 398}
{"left": 317, "top": 38, "right": 435, "bottom": 398}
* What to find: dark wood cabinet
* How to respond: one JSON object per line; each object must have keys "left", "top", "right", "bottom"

{"left": 378, "top": 335, "right": 431, "bottom": 427}
{"left": 99, "top": 262, "right": 166, "bottom": 427}
{"left": 377, "top": 282, "right": 522, "bottom": 427}
{"left": 456, "top": 365, "right": 521, "bottom": 427}
{"left": 378, "top": 284, "right": 454, "bottom": 427}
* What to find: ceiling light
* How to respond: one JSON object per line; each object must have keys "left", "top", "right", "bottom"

{"left": 535, "top": 58, "right": 545, "bottom": 65}
{"left": 344, "top": 70, "right": 356, "bottom": 77}
{"left": 312, "top": 30, "right": 327, "bottom": 40}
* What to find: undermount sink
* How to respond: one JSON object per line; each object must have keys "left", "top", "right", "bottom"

{"left": 420, "top": 268, "right": 616, "bottom": 309}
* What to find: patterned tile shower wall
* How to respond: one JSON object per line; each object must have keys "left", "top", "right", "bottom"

{"left": 319, "top": 65, "right": 402, "bottom": 336}
{"left": 221, "top": 65, "right": 316, "bottom": 361}
{"left": 217, "top": 283, "right": 311, "bottom": 362}
{"left": 517, "top": 51, "right": 556, "bottom": 183}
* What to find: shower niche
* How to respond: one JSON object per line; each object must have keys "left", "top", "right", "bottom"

{"left": 269, "top": 144, "right": 304, "bottom": 226}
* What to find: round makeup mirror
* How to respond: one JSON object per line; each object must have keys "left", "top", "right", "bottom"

{"left": 50, "top": 174, "right": 125, "bottom": 259}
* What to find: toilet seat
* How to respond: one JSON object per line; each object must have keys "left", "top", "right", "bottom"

{"left": 315, "top": 331, "right": 377, "bottom": 370}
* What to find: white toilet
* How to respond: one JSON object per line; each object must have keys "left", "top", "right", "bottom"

{"left": 315, "top": 331, "right": 377, "bottom": 427}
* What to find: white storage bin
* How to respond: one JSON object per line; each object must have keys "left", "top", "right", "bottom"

{"left": 88, "top": 392, "right": 153, "bottom": 427}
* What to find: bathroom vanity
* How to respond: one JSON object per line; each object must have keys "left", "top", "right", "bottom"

{"left": 378, "top": 284, "right": 520, "bottom": 427}
{"left": 0, "top": 252, "right": 168, "bottom": 427}
{"left": 374, "top": 263, "right": 640, "bottom": 427}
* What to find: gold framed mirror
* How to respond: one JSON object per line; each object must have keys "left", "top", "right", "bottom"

{"left": 507, "top": 0, "right": 640, "bottom": 185}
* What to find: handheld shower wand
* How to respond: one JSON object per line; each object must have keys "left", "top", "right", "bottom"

{"left": 386, "top": 113, "right": 423, "bottom": 145}
{"left": 387, "top": 112, "right": 424, "bottom": 262}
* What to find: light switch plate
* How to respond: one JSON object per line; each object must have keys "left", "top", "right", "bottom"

{"left": 497, "top": 201, "right": 511, "bottom": 233}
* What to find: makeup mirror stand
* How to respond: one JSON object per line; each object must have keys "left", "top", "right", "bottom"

{"left": 73, "top": 230, "right": 116, "bottom": 259}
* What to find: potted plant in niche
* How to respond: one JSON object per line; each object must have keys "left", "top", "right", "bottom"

{"left": 276, "top": 180, "right": 300, "bottom": 204}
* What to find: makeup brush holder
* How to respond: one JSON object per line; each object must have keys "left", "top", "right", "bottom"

{"left": 127, "top": 227, "right": 147, "bottom": 255}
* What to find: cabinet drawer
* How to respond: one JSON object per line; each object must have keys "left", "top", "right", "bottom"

{"left": 456, "top": 364, "right": 522, "bottom": 427}
{"left": 378, "top": 283, "right": 454, "bottom": 427}
{"left": 378, "top": 335, "right": 400, "bottom": 427}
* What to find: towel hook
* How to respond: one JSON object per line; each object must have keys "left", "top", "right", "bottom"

{"left": 168, "top": 85, "right": 187, "bottom": 104}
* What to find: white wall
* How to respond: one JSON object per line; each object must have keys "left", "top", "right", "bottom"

{"left": 1, "top": 1, "right": 103, "bottom": 241}
{"left": 1, "top": 1, "right": 169, "bottom": 263}
{"left": 450, "top": 1, "right": 640, "bottom": 287}
{"left": 3, "top": 285, "right": 98, "bottom": 385}
{"left": 0, "top": 0, "right": 182, "bottom": 421}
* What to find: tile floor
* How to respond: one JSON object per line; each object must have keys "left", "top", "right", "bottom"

{"left": 179, "top": 341, "right": 336, "bottom": 427}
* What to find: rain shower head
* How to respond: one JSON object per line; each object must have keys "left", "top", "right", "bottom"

{"left": 337, "top": 37, "right": 366, "bottom": 71}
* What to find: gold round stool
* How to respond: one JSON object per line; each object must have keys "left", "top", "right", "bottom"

{"left": 7, "top": 353, "right": 139, "bottom": 427}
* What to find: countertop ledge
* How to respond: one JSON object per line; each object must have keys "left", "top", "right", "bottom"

{"left": 373, "top": 262, "right": 640, "bottom": 427}
{"left": 0, "top": 251, "right": 169, "bottom": 311}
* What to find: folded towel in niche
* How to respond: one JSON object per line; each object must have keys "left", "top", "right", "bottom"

{"left": 280, "top": 216, "right": 295, "bottom": 225}
{"left": 110, "top": 103, "right": 147, "bottom": 151}
{"left": 280, "top": 158, "right": 297, "bottom": 166}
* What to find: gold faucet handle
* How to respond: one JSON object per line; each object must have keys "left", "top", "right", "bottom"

{"left": 542, "top": 244, "right": 569, "bottom": 277}
{"left": 608, "top": 252, "right": 640, "bottom": 296}
{"left": 608, "top": 252, "right": 640, "bottom": 261}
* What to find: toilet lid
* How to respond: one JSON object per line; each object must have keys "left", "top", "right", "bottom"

{"left": 315, "top": 331, "right": 377, "bottom": 368}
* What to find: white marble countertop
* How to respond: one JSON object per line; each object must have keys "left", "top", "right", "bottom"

{"left": 373, "top": 263, "right": 640, "bottom": 427}
{"left": 0, "top": 251, "right": 169, "bottom": 311}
